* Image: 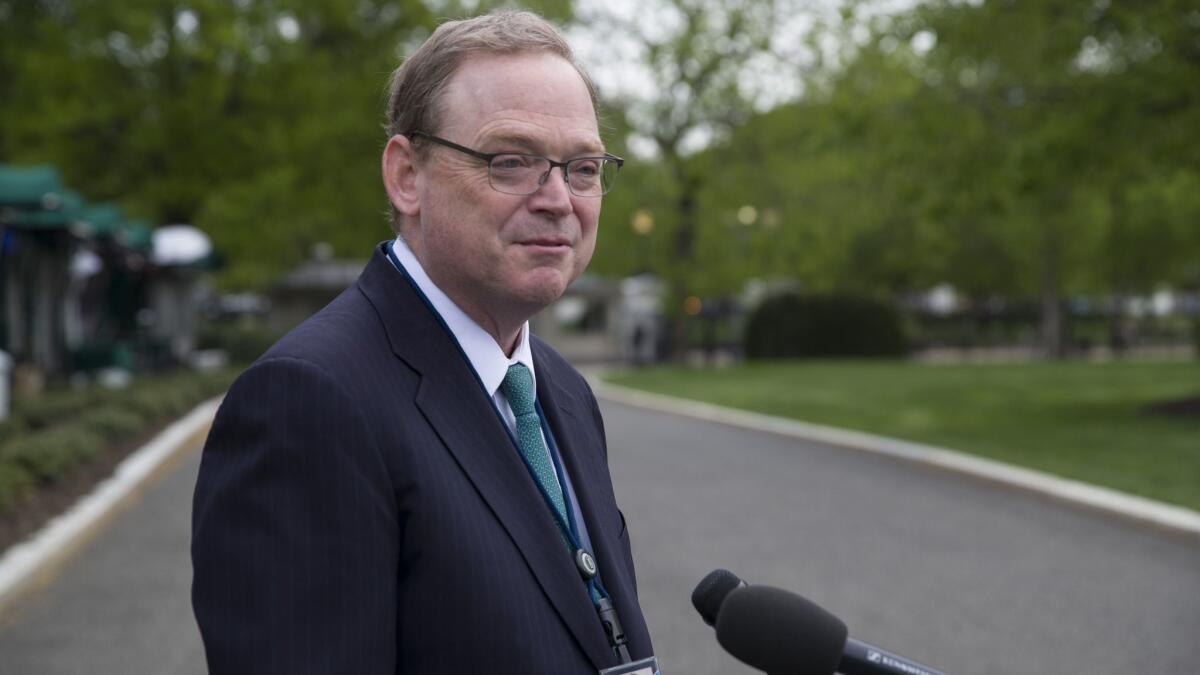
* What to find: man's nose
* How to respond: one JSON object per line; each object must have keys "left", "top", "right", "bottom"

{"left": 528, "top": 166, "right": 573, "bottom": 214}
{"left": 535, "top": 164, "right": 573, "bottom": 189}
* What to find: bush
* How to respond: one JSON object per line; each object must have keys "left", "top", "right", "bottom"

{"left": 0, "top": 417, "right": 27, "bottom": 446}
{"left": 121, "top": 384, "right": 195, "bottom": 420}
{"left": 197, "top": 323, "right": 282, "bottom": 365}
{"left": 197, "top": 369, "right": 237, "bottom": 397}
{"left": 744, "top": 292, "right": 908, "bottom": 360}
{"left": 0, "top": 367, "right": 237, "bottom": 515}
{"left": 81, "top": 406, "right": 147, "bottom": 442}
{"left": 0, "top": 426, "right": 104, "bottom": 484}
{"left": 0, "top": 462, "right": 35, "bottom": 514}
{"left": 13, "top": 390, "right": 97, "bottom": 430}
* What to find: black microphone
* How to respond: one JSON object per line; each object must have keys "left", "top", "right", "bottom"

{"left": 691, "top": 568, "right": 747, "bottom": 626}
{"left": 693, "top": 571, "right": 951, "bottom": 675}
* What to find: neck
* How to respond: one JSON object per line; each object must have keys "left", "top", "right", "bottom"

{"left": 447, "top": 291, "right": 524, "bottom": 357}
{"left": 398, "top": 232, "right": 527, "bottom": 357}
{"left": 493, "top": 322, "right": 522, "bottom": 358}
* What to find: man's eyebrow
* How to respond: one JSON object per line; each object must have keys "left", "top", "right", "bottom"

{"left": 482, "top": 132, "right": 606, "bottom": 156}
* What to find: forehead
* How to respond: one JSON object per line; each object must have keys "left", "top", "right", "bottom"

{"left": 438, "top": 52, "right": 601, "bottom": 150}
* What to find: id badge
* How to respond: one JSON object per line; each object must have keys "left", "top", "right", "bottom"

{"left": 599, "top": 656, "right": 660, "bottom": 675}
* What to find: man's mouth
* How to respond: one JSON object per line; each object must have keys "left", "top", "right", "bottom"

{"left": 519, "top": 237, "right": 571, "bottom": 249}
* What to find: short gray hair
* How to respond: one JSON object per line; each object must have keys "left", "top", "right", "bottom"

{"left": 384, "top": 11, "right": 598, "bottom": 234}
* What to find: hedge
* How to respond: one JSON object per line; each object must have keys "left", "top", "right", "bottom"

{"left": 0, "top": 368, "right": 237, "bottom": 516}
{"left": 745, "top": 292, "right": 908, "bottom": 360}
{"left": 196, "top": 323, "right": 283, "bottom": 365}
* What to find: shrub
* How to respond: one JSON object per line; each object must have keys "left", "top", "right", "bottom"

{"left": 0, "top": 426, "right": 104, "bottom": 484}
{"left": 0, "top": 417, "right": 27, "bottom": 446}
{"left": 744, "top": 292, "right": 908, "bottom": 360}
{"left": 13, "top": 390, "right": 97, "bottom": 430}
{"left": 0, "top": 367, "right": 237, "bottom": 516}
{"left": 197, "top": 323, "right": 282, "bottom": 365}
{"left": 0, "top": 462, "right": 35, "bottom": 514}
{"left": 122, "top": 385, "right": 193, "bottom": 420}
{"left": 197, "top": 370, "right": 237, "bottom": 397}
{"left": 80, "top": 406, "right": 147, "bottom": 442}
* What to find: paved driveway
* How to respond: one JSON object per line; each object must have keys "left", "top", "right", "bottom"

{"left": 0, "top": 399, "right": 1197, "bottom": 674}
{"left": 602, "top": 400, "right": 1200, "bottom": 674}
{"left": 0, "top": 446, "right": 206, "bottom": 675}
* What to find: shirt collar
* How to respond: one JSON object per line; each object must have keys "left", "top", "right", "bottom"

{"left": 390, "top": 236, "right": 536, "bottom": 400}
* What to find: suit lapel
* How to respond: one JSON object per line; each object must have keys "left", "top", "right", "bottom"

{"left": 356, "top": 247, "right": 616, "bottom": 669}
{"left": 534, "top": 345, "right": 647, "bottom": 657}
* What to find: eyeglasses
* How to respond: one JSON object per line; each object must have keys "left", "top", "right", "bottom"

{"left": 407, "top": 130, "right": 624, "bottom": 197}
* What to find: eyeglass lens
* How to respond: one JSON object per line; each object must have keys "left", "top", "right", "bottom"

{"left": 488, "top": 155, "right": 618, "bottom": 196}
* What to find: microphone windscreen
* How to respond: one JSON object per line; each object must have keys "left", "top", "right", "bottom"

{"left": 715, "top": 585, "right": 848, "bottom": 675}
{"left": 692, "top": 569, "right": 745, "bottom": 626}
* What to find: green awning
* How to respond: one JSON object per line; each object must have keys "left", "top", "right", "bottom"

{"left": 0, "top": 164, "right": 64, "bottom": 207}
{"left": 0, "top": 165, "right": 151, "bottom": 241}
{"left": 119, "top": 220, "right": 153, "bottom": 252}
{"left": 0, "top": 188, "right": 84, "bottom": 229}
{"left": 76, "top": 202, "right": 125, "bottom": 236}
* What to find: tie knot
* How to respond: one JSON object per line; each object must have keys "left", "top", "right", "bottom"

{"left": 501, "top": 363, "right": 536, "bottom": 416}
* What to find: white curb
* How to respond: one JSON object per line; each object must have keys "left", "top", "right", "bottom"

{"left": 592, "top": 380, "right": 1200, "bottom": 537}
{"left": 0, "top": 396, "right": 221, "bottom": 612}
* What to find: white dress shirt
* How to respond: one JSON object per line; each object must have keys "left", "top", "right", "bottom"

{"left": 389, "top": 237, "right": 568, "bottom": 496}
{"left": 390, "top": 236, "right": 601, "bottom": 570}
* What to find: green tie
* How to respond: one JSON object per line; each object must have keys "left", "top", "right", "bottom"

{"left": 501, "top": 363, "right": 570, "bottom": 537}
{"left": 502, "top": 363, "right": 604, "bottom": 604}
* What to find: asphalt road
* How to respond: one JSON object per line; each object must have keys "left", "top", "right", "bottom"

{"left": 0, "top": 445, "right": 207, "bottom": 675}
{"left": 0, "top": 399, "right": 1197, "bottom": 674}
{"left": 602, "top": 400, "right": 1200, "bottom": 675}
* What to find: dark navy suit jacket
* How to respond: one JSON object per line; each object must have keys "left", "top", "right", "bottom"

{"left": 191, "top": 246, "right": 653, "bottom": 673}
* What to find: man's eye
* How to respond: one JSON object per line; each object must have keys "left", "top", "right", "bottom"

{"left": 493, "top": 155, "right": 533, "bottom": 171}
{"left": 572, "top": 159, "right": 600, "bottom": 177}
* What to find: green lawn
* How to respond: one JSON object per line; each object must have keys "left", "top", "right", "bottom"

{"left": 606, "top": 360, "right": 1200, "bottom": 511}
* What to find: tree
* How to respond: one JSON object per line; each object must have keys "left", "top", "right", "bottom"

{"left": 875, "top": 0, "right": 1200, "bottom": 356}
{"left": 645, "top": 0, "right": 1200, "bottom": 362}
{"left": 578, "top": 0, "right": 811, "bottom": 356}
{"left": 1, "top": 0, "right": 437, "bottom": 287}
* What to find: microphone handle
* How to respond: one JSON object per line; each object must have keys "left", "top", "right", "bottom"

{"left": 839, "top": 638, "right": 951, "bottom": 675}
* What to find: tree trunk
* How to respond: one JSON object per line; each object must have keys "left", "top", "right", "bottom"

{"left": 665, "top": 178, "right": 698, "bottom": 362}
{"left": 1039, "top": 230, "right": 1066, "bottom": 359}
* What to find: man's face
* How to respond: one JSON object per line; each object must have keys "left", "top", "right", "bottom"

{"left": 404, "top": 52, "right": 603, "bottom": 337}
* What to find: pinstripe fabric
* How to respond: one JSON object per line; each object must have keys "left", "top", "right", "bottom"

{"left": 192, "top": 245, "right": 653, "bottom": 674}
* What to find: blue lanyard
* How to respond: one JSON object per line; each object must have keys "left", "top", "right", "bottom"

{"left": 383, "top": 243, "right": 610, "bottom": 604}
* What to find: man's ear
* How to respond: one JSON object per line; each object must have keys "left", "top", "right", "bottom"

{"left": 382, "top": 134, "right": 422, "bottom": 218}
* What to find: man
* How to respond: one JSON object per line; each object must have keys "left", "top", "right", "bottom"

{"left": 191, "top": 11, "right": 655, "bottom": 674}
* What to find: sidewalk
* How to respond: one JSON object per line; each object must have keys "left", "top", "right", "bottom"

{"left": 0, "top": 398, "right": 219, "bottom": 618}
{"left": 0, "top": 431, "right": 212, "bottom": 674}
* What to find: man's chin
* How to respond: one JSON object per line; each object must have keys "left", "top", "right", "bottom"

{"left": 515, "top": 270, "right": 573, "bottom": 309}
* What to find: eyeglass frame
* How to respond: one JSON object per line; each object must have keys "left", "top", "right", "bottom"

{"left": 405, "top": 130, "right": 624, "bottom": 197}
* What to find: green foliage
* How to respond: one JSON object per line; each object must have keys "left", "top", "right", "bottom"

{"left": 0, "top": 427, "right": 105, "bottom": 484}
{"left": 196, "top": 322, "right": 283, "bottom": 365}
{"left": 589, "top": 0, "right": 1200, "bottom": 359}
{"left": 13, "top": 390, "right": 98, "bottom": 430}
{"left": 584, "top": 0, "right": 796, "bottom": 347}
{"left": 0, "top": 463, "right": 35, "bottom": 514}
{"left": 745, "top": 292, "right": 907, "bottom": 359}
{"left": 0, "top": 368, "right": 238, "bottom": 514}
{"left": 0, "top": 0, "right": 439, "bottom": 288}
{"left": 123, "top": 382, "right": 196, "bottom": 420}
{"left": 0, "top": 417, "right": 27, "bottom": 447}
{"left": 80, "top": 406, "right": 148, "bottom": 442}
